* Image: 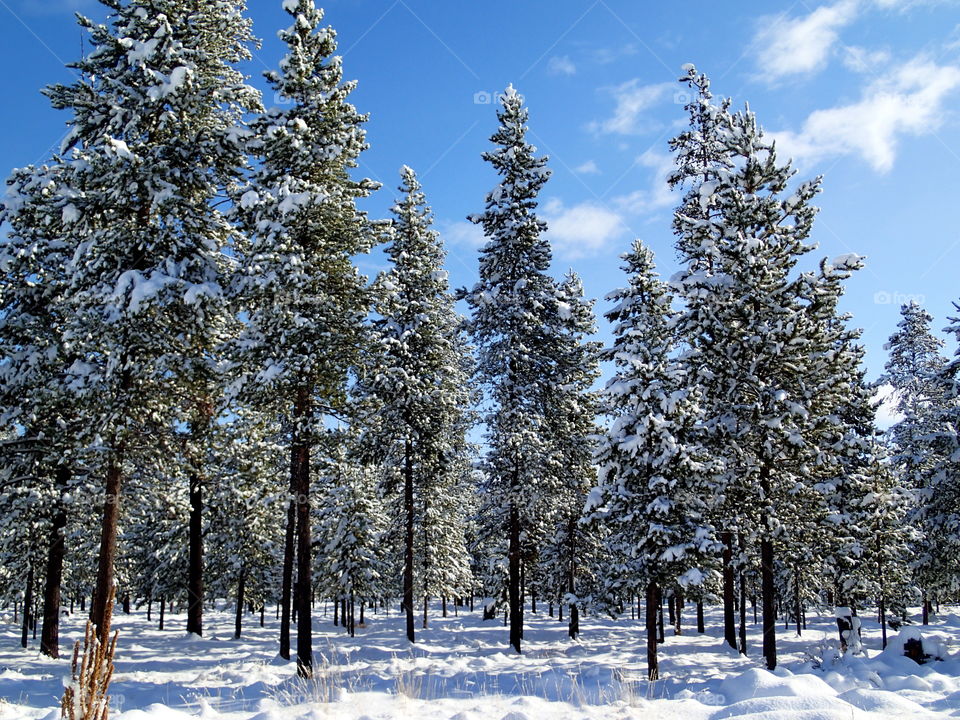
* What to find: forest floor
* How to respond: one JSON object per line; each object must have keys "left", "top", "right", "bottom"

{"left": 0, "top": 598, "right": 958, "bottom": 719}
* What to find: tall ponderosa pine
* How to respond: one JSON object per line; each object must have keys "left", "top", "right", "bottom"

{"left": 464, "top": 86, "right": 561, "bottom": 653}
{"left": 360, "top": 166, "right": 473, "bottom": 642}
{"left": 37, "top": 0, "right": 260, "bottom": 640}
{"left": 670, "top": 66, "right": 859, "bottom": 670}
{"left": 589, "top": 241, "right": 716, "bottom": 680}
{"left": 228, "top": 0, "right": 378, "bottom": 676}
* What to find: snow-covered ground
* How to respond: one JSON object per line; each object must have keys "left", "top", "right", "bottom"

{"left": 1, "top": 600, "right": 958, "bottom": 719}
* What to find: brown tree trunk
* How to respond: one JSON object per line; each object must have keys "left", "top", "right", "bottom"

{"left": 234, "top": 567, "right": 246, "bottom": 640}
{"left": 760, "top": 465, "right": 777, "bottom": 670}
{"left": 293, "top": 386, "right": 313, "bottom": 677}
{"left": 91, "top": 452, "right": 123, "bottom": 643}
{"left": 186, "top": 470, "right": 204, "bottom": 636}
{"left": 21, "top": 564, "right": 34, "bottom": 649}
{"left": 40, "top": 465, "right": 70, "bottom": 658}
{"left": 508, "top": 501, "right": 522, "bottom": 653}
{"left": 646, "top": 581, "right": 659, "bottom": 681}
{"left": 403, "top": 439, "right": 415, "bottom": 643}
{"left": 674, "top": 589, "right": 683, "bottom": 636}
{"left": 568, "top": 518, "right": 579, "bottom": 640}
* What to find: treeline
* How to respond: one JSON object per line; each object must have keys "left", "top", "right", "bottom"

{"left": 0, "top": 0, "right": 958, "bottom": 684}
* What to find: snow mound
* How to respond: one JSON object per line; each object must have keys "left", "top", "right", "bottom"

{"left": 719, "top": 667, "right": 837, "bottom": 704}
{"left": 838, "top": 687, "right": 936, "bottom": 717}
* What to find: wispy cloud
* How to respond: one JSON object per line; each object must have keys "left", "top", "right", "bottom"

{"left": 841, "top": 45, "right": 893, "bottom": 72}
{"left": 440, "top": 220, "right": 486, "bottom": 249}
{"left": 547, "top": 55, "right": 576, "bottom": 76}
{"left": 754, "top": 0, "right": 860, "bottom": 81}
{"left": 575, "top": 160, "right": 601, "bottom": 174}
{"left": 771, "top": 57, "right": 960, "bottom": 172}
{"left": 611, "top": 150, "right": 675, "bottom": 214}
{"left": 590, "top": 80, "right": 673, "bottom": 135}
{"left": 543, "top": 198, "right": 626, "bottom": 259}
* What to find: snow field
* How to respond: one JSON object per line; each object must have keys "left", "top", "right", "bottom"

{"left": 0, "top": 601, "right": 958, "bottom": 719}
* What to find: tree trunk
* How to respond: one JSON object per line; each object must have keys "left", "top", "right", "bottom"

{"left": 91, "top": 452, "right": 123, "bottom": 642}
{"left": 261, "top": 604, "right": 265, "bottom": 628}
{"left": 159, "top": 596, "right": 165, "bottom": 630}
{"left": 21, "top": 564, "right": 34, "bottom": 649}
{"left": 879, "top": 596, "right": 888, "bottom": 649}
{"left": 234, "top": 567, "right": 246, "bottom": 640}
{"left": 423, "top": 595, "right": 429, "bottom": 629}
{"left": 794, "top": 568, "right": 802, "bottom": 637}
{"left": 759, "top": 465, "right": 777, "bottom": 670}
{"left": 403, "top": 439, "right": 415, "bottom": 643}
{"left": 696, "top": 599, "right": 705, "bottom": 633}
{"left": 721, "top": 531, "right": 736, "bottom": 650}
{"left": 508, "top": 500, "right": 522, "bottom": 653}
{"left": 646, "top": 581, "right": 659, "bottom": 681}
{"left": 567, "top": 517, "right": 579, "bottom": 640}
{"left": 293, "top": 385, "right": 313, "bottom": 677}
{"left": 674, "top": 589, "right": 683, "bottom": 636}
{"left": 657, "top": 592, "right": 665, "bottom": 644}
{"left": 186, "top": 470, "right": 204, "bottom": 637}
{"left": 40, "top": 465, "right": 70, "bottom": 658}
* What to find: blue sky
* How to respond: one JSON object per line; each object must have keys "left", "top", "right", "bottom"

{"left": 2, "top": 0, "right": 960, "bottom": 405}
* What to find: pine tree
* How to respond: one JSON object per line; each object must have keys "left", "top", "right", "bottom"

{"left": 537, "top": 272, "right": 601, "bottom": 640}
{"left": 34, "top": 0, "right": 260, "bottom": 640}
{"left": 463, "top": 86, "right": 565, "bottom": 653}
{"left": 922, "top": 304, "right": 960, "bottom": 598}
{"left": 588, "top": 241, "right": 716, "bottom": 680}
{"left": 669, "top": 66, "right": 861, "bottom": 670}
{"left": 358, "top": 166, "right": 472, "bottom": 642}
{"left": 880, "top": 302, "right": 948, "bottom": 602}
{"left": 228, "top": 0, "right": 379, "bottom": 676}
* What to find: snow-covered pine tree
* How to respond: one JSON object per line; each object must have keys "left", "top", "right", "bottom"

{"left": 588, "top": 241, "right": 716, "bottom": 680}
{"left": 35, "top": 0, "right": 260, "bottom": 640}
{"left": 921, "top": 304, "right": 960, "bottom": 599}
{"left": 0, "top": 159, "right": 88, "bottom": 657}
{"left": 879, "top": 302, "right": 948, "bottom": 604}
{"left": 358, "top": 166, "right": 472, "bottom": 642}
{"left": 463, "top": 86, "right": 564, "bottom": 653}
{"left": 314, "top": 435, "right": 389, "bottom": 638}
{"left": 669, "top": 66, "right": 860, "bottom": 670}
{"left": 228, "top": 0, "right": 379, "bottom": 676}
{"left": 536, "top": 271, "right": 602, "bottom": 640}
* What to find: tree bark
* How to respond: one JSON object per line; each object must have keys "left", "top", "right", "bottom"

{"left": 403, "top": 439, "right": 415, "bottom": 643}
{"left": 696, "top": 599, "right": 705, "bottom": 633}
{"left": 508, "top": 501, "right": 522, "bottom": 653}
{"left": 568, "top": 518, "right": 579, "bottom": 640}
{"left": 721, "top": 531, "right": 737, "bottom": 650}
{"left": 293, "top": 385, "right": 313, "bottom": 677}
{"left": 234, "top": 567, "right": 246, "bottom": 640}
{"left": 674, "top": 589, "right": 683, "bottom": 636}
{"left": 159, "top": 596, "right": 165, "bottom": 630}
{"left": 91, "top": 452, "right": 123, "bottom": 643}
{"left": 21, "top": 564, "right": 34, "bottom": 649}
{"left": 40, "top": 465, "right": 70, "bottom": 658}
{"left": 760, "top": 465, "right": 777, "bottom": 670}
{"left": 646, "top": 581, "right": 659, "bottom": 681}
{"left": 186, "top": 470, "right": 204, "bottom": 636}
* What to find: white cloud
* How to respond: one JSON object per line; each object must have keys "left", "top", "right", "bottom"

{"left": 771, "top": 58, "right": 960, "bottom": 172}
{"left": 841, "top": 45, "right": 893, "bottom": 72}
{"left": 873, "top": 383, "right": 905, "bottom": 429}
{"left": 440, "top": 220, "right": 486, "bottom": 248}
{"left": 590, "top": 80, "right": 673, "bottom": 135}
{"left": 755, "top": 0, "right": 860, "bottom": 80}
{"left": 547, "top": 56, "right": 576, "bottom": 76}
{"left": 542, "top": 198, "right": 626, "bottom": 259}
{"left": 575, "top": 160, "right": 601, "bottom": 175}
{"left": 611, "top": 150, "right": 675, "bottom": 214}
